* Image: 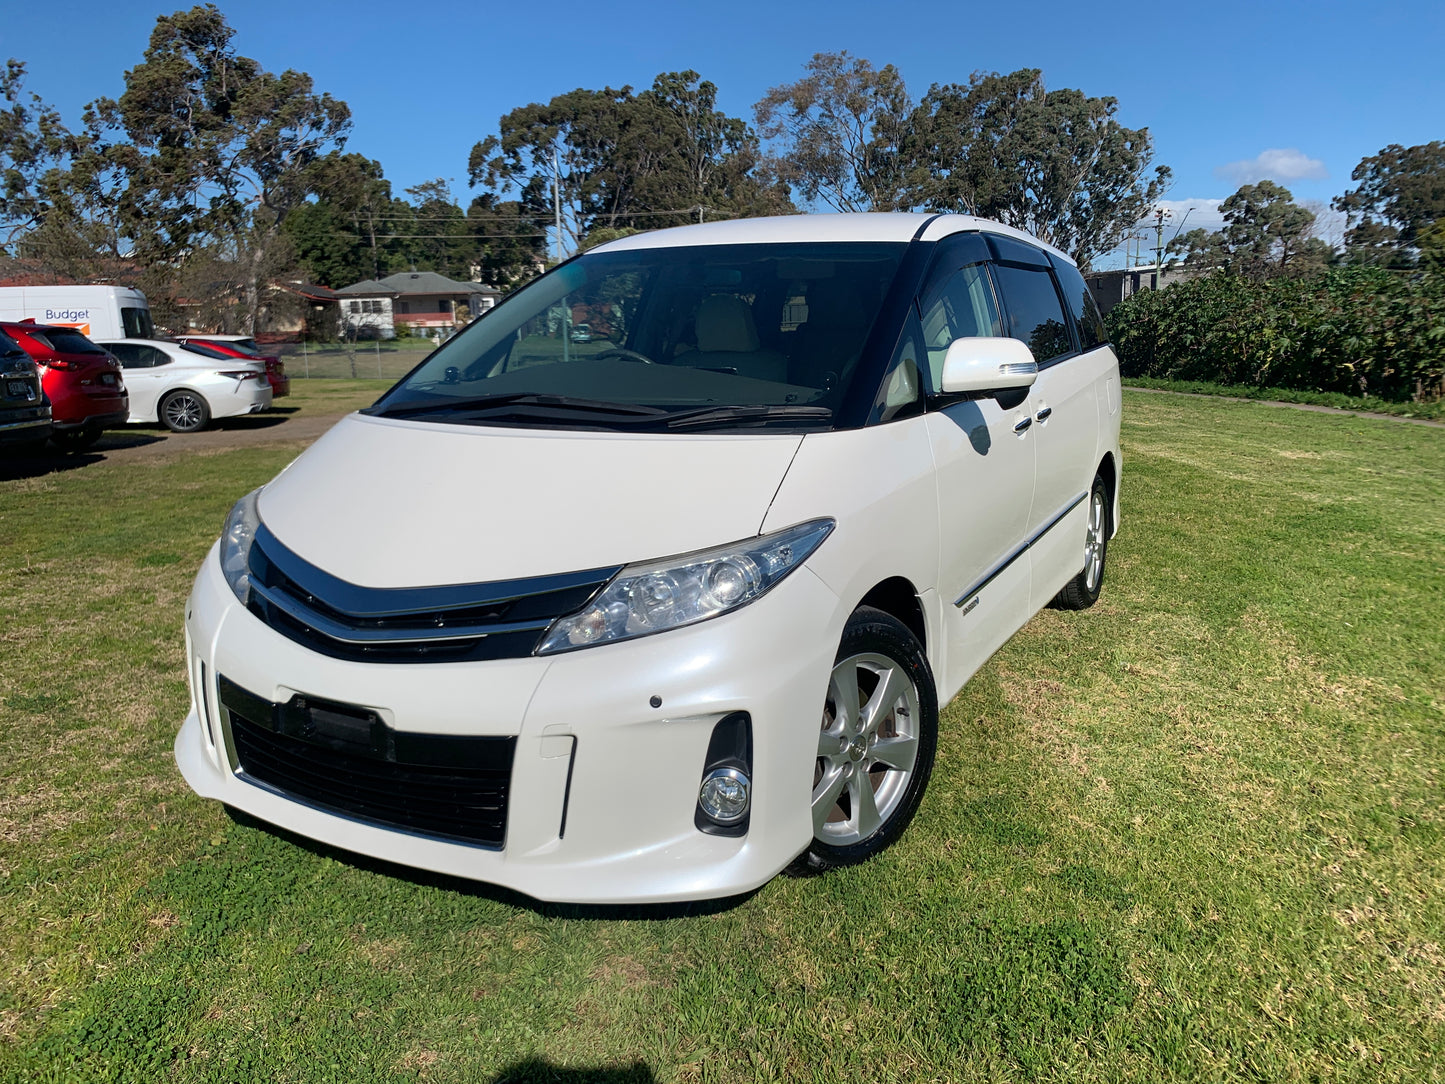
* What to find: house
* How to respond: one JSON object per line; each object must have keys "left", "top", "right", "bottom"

{"left": 336, "top": 271, "right": 503, "bottom": 340}
{"left": 335, "top": 279, "right": 398, "bottom": 339}
{"left": 1083, "top": 263, "right": 1198, "bottom": 316}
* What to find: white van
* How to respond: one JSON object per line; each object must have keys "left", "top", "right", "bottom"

{"left": 0, "top": 285, "right": 154, "bottom": 341}
{"left": 176, "top": 213, "right": 1123, "bottom": 904}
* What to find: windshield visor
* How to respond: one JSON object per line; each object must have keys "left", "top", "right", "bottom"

{"left": 372, "top": 241, "right": 908, "bottom": 427}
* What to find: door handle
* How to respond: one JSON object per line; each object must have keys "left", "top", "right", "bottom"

{"left": 1013, "top": 416, "right": 1032, "bottom": 434}
{"left": 1035, "top": 406, "right": 1053, "bottom": 421}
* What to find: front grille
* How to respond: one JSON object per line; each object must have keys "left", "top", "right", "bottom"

{"left": 220, "top": 676, "right": 516, "bottom": 847}
{"left": 246, "top": 523, "right": 618, "bottom": 663}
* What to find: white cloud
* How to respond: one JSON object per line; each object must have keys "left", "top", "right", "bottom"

{"left": 1215, "top": 148, "right": 1329, "bottom": 185}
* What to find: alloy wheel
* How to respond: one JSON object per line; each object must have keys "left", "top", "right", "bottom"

{"left": 1083, "top": 489, "right": 1106, "bottom": 592}
{"left": 812, "top": 651, "right": 921, "bottom": 846}
{"left": 163, "top": 392, "right": 204, "bottom": 432}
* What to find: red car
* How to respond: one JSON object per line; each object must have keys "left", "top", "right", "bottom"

{"left": 1, "top": 321, "right": 129, "bottom": 451}
{"left": 176, "top": 335, "right": 290, "bottom": 398}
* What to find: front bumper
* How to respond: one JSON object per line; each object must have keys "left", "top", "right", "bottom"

{"left": 178, "top": 546, "right": 844, "bottom": 903}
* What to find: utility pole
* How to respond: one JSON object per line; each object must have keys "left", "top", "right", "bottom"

{"left": 1153, "top": 207, "right": 1170, "bottom": 291}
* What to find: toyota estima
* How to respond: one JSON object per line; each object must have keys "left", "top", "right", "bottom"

{"left": 177, "top": 213, "right": 1122, "bottom": 903}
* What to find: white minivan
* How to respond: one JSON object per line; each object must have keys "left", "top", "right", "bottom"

{"left": 176, "top": 214, "right": 1122, "bottom": 904}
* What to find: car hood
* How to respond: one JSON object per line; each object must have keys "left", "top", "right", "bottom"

{"left": 256, "top": 412, "right": 804, "bottom": 588}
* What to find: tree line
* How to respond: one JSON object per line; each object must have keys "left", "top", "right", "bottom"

{"left": 1, "top": 5, "right": 1441, "bottom": 337}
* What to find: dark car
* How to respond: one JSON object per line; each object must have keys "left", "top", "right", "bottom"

{"left": 0, "top": 326, "right": 50, "bottom": 449}
{"left": 2, "top": 321, "right": 129, "bottom": 450}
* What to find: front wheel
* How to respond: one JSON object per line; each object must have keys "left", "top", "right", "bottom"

{"left": 159, "top": 389, "right": 210, "bottom": 433}
{"left": 1052, "top": 472, "right": 1110, "bottom": 610}
{"left": 794, "top": 606, "right": 938, "bottom": 873}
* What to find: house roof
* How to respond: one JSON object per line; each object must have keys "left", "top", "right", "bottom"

{"left": 335, "top": 279, "right": 399, "bottom": 297}
{"left": 285, "top": 281, "right": 342, "bottom": 302}
{"left": 375, "top": 271, "right": 501, "bottom": 296}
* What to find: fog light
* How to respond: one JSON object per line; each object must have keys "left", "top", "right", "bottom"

{"left": 698, "top": 767, "right": 750, "bottom": 824}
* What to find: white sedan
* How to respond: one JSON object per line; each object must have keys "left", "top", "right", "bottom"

{"left": 97, "top": 338, "right": 271, "bottom": 433}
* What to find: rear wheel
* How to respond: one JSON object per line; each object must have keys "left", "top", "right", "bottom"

{"left": 159, "top": 389, "right": 210, "bottom": 433}
{"left": 1052, "top": 472, "right": 1110, "bottom": 610}
{"left": 794, "top": 606, "right": 937, "bottom": 873}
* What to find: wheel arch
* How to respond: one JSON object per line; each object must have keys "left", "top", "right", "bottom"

{"left": 857, "top": 577, "right": 927, "bottom": 655}
{"left": 1096, "top": 451, "right": 1118, "bottom": 539}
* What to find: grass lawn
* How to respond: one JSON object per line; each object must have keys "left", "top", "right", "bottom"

{"left": 1, "top": 392, "right": 1441, "bottom": 1082}
{"left": 275, "top": 341, "right": 437, "bottom": 381}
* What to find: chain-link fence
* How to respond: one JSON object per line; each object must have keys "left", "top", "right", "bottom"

{"left": 271, "top": 340, "right": 438, "bottom": 381}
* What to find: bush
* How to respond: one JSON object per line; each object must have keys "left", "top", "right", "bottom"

{"left": 1106, "top": 267, "right": 1445, "bottom": 402}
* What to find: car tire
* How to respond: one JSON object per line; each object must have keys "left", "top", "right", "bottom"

{"left": 1052, "top": 472, "right": 1110, "bottom": 610}
{"left": 50, "top": 427, "right": 102, "bottom": 452}
{"left": 793, "top": 606, "right": 938, "bottom": 874}
{"left": 159, "top": 389, "right": 210, "bottom": 434}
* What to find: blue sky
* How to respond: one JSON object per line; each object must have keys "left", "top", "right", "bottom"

{"left": 4, "top": 0, "right": 1442, "bottom": 268}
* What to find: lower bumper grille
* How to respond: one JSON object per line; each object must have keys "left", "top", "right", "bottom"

{"left": 220, "top": 676, "right": 515, "bottom": 848}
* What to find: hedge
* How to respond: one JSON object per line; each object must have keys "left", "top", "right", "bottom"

{"left": 1105, "top": 267, "right": 1445, "bottom": 403}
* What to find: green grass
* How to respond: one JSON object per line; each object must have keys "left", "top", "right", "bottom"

{"left": 1, "top": 391, "right": 1442, "bottom": 1082}
{"left": 1123, "top": 376, "right": 1445, "bottom": 421}
{"left": 275, "top": 341, "right": 437, "bottom": 381}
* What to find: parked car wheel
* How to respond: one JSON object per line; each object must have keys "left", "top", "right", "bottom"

{"left": 794, "top": 606, "right": 938, "bottom": 873}
{"left": 160, "top": 389, "right": 210, "bottom": 433}
{"left": 51, "top": 427, "right": 102, "bottom": 452}
{"left": 1052, "top": 472, "right": 1110, "bottom": 610}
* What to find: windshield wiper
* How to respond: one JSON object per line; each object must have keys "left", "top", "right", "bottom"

{"left": 663, "top": 405, "right": 833, "bottom": 430}
{"left": 377, "top": 393, "right": 673, "bottom": 420}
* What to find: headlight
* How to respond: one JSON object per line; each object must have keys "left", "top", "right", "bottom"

{"left": 536, "top": 518, "right": 834, "bottom": 655}
{"left": 219, "top": 488, "right": 261, "bottom": 605}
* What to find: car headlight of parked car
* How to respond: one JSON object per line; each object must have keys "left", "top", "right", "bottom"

{"left": 220, "top": 488, "right": 262, "bottom": 605}
{"left": 537, "top": 518, "right": 835, "bottom": 654}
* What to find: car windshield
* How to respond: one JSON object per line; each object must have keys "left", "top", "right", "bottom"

{"left": 180, "top": 341, "right": 235, "bottom": 361}
{"left": 33, "top": 329, "right": 109, "bottom": 355}
{"left": 370, "top": 241, "right": 908, "bottom": 430}
{"left": 199, "top": 338, "right": 260, "bottom": 356}
{"left": 0, "top": 330, "right": 27, "bottom": 362}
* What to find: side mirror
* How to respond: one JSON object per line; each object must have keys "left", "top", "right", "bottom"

{"left": 939, "top": 337, "right": 1038, "bottom": 396}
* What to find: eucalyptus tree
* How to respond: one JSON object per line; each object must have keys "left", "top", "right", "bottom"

{"left": 903, "top": 69, "right": 1169, "bottom": 269}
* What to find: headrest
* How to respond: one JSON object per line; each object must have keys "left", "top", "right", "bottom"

{"left": 695, "top": 295, "right": 759, "bottom": 354}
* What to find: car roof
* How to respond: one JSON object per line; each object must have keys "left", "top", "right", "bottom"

{"left": 179, "top": 334, "right": 251, "bottom": 341}
{"left": 590, "top": 212, "right": 1076, "bottom": 266}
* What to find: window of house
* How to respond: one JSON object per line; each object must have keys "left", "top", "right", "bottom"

{"left": 396, "top": 301, "right": 409, "bottom": 314}
{"left": 438, "top": 299, "right": 453, "bottom": 313}
{"left": 349, "top": 301, "right": 360, "bottom": 314}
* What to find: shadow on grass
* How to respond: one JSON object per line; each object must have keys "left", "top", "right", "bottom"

{"left": 488, "top": 1060, "right": 654, "bottom": 1083}
{"left": 0, "top": 433, "right": 157, "bottom": 479}
{"left": 224, "top": 805, "right": 760, "bottom": 921}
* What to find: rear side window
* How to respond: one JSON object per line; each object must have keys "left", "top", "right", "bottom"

{"left": 1049, "top": 255, "right": 1108, "bottom": 350}
{"left": 109, "top": 343, "right": 169, "bottom": 368}
{"left": 993, "top": 264, "right": 1073, "bottom": 364}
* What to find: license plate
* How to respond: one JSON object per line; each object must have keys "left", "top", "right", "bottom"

{"left": 5, "top": 381, "right": 34, "bottom": 400}
{"left": 100, "top": 373, "right": 117, "bottom": 386}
